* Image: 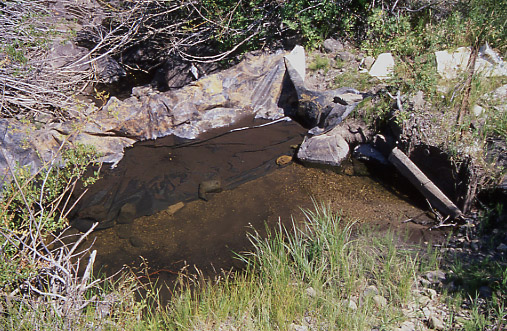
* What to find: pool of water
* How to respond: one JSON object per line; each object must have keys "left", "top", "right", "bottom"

{"left": 70, "top": 117, "right": 447, "bottom": 287}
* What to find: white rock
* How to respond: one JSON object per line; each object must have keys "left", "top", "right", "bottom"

{"left": 422, "top": 307, "right": 432, "bottom": 319}
{"left": 285, "top": 45, "right": 306, "bottom": 83}
{"left": 426, "top": 288, "right": 438, "bottom": 300}
{"left": 435, "top": 47, "right": 471, "bottom": 80}
{"left": 435, "top": 44, "right": 507, "bottom": 80}
{"left": 425, "top": 270, "right": 446, "bottom": 283}
{"left": 472, "top": 104, "right": 485, "bottom": 117}
{"left": 363, "top": 56, "right": 376, "bottom": 70}
{"left": 369, "top": 53, "right": 395, "bottom": 79}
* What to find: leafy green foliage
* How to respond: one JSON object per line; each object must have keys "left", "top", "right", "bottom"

{"left": 0, "top": 144, "right": 100, "bottom": 236}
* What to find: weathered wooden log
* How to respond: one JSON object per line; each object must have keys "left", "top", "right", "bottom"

{"left": 388, "top": 147, "right": 462, "bottom": 219}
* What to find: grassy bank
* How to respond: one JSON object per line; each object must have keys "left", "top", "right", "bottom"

{"left": 3, "top": 202, "right": 505, "bottom": 330}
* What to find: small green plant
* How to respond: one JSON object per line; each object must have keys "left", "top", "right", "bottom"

{"left": 308, "top": 54, "right": 330, "bottom": 72}
{"left": 0, "top": 144, "right": 100, "bottom": 237}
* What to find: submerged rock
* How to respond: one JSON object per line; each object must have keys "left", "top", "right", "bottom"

{"left": 198, "top": 179, "right": 223, "bottom": 201}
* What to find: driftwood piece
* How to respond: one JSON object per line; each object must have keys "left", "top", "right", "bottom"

{"left": 388, "top": 147, "right": 462, "bottom": 219}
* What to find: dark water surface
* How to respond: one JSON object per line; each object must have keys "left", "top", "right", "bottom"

{"left": 71, "top": 117, "right": 446, "bottom": 287}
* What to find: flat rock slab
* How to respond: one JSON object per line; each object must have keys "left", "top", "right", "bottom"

{"left": 369, "top": 53, "right": 395, "bottom": 80}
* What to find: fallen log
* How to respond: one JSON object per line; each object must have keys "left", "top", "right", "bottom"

{"left": 388, "top": 147, "right": 462, "bottom": 219}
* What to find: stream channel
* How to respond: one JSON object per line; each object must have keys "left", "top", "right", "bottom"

{"left": 70, "top": 116, "right": 447, "bottom": 289}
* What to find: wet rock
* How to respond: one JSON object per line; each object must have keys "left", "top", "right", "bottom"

{"left": 0, "top": 46, "right": 313, "bottom": 189}
{"left": 117, "top": 203, "right": 137, "bottom": 224}
{"left": 285, "top": 54, "right": 360, "bottom": 130}
{"left": 353, "top": 144, "right": 389, "bottom": 165}
{"left": 129, "top": 236, "right": 145, "bottom": 248}
{"left": 322, "top": 38, "right": 345, "bottom": 53}
{"left": 369, "top": 53, "right": 395, "bottom": 80}
{"left": 167, "top": 202, "right": 185, "bottom": 215}
{"left": 276, "top": 155, "right": 293, "bottom": 166}
{"left": 198, "top": 179, "right": 223, "bottom": 201}
{"left": 116, "top": 224, "right": 132, "bottom": 239}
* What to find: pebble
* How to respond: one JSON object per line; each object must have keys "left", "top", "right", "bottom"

{"left": 342, "top": 299, "right": 358, "bottom": 310}
{"left": 276, "top": 155, "right": 293, "bottom": 166}
{"left": 129, "top": 236, "right": 144, "bottom": 248}
{"left": 426, "top": 288, "right": 438, "bottom": 300}
{"left": 396, "top": 321, "right": 416, "bottom": 331}
{"left": 337, "top": 51, "right": 355, "bottom": 62}
{"left": 418, "top": 295, "right": 431, "bottom": 307}
{"left": 373, "top": 295, "right": 387, "bottom": 308}
{"left": 289, "top": 323, "right": 308, "bottom": 331}
{"left": 167, "top": 201, "right": 185, "bottom": 215}
{"left": 363, "top": 285, "right": 379, "bottom": 297}
{"left": 425, "top": 270, "right": 446, "bottom": 283}
{"left": 305, "top": 287, "right": 317, "bottom": 298}
{"left": 429, "top": 315, "right": 445, "bottom": 330}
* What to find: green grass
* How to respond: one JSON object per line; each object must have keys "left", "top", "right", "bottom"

{"left": 150, "top": 204, "right": 438, "bottom": 330}
{"left": 307, "top": 54, "right": 330, "bottom": 72}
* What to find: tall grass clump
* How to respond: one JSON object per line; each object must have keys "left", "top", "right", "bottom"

{"left": 164, "top": 204, "right": 438, "bottom": 330}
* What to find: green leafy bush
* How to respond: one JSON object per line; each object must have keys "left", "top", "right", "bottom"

{"left": 0, "top": 144, "right": 100, "bottom": 236}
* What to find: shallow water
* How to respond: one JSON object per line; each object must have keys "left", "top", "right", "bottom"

{"left": 72, "top": 117, "right": 446, "bottom": 286}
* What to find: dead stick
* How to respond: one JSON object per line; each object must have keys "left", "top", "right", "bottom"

{"left": 388, "top": 147, "right": 462, "bottom": 219}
